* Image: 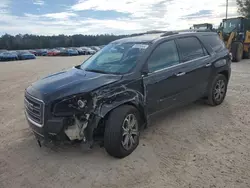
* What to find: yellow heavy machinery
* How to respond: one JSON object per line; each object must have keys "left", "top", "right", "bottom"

{"left": 218, "top": 17, "right": 250, "bottom": 62}
{"left": 193, "top": 23, "right": 214, "bottom": 31}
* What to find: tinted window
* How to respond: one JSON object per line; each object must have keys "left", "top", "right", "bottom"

{"left": 177, "top": 37, "right": 205, "bottom": 61}
{"left": 147, "top": 40, "right": 179, "bottom": 72}
{"left": 201, "top": 35, "right": 225, "bottom": 52}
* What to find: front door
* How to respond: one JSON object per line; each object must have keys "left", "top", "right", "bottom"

{"left": 142, "top": 40, "right": 190, "bottom": 115}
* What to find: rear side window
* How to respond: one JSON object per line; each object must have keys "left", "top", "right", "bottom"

{"left": 176, "top": 37, "right": 206, "bottom": 62}
{"left": 201, "top": 35, "right": 225, "bottom": 52}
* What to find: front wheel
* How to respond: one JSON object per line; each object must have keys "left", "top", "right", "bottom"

{"left": 206, "top": 74, "right": 228, "bottom": 106}
{"left": 104, "top": 105, "right": 140, "bottom": 158}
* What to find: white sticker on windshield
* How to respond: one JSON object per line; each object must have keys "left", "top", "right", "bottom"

{"left": 132, "top": 44, "right": 148, "bottom": 49}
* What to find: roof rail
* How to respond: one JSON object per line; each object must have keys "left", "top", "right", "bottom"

{"left": 160, "top": 28, "right": 216, "bottom": 37}
{"left": 160, "top": 29, "right": 198, "bottom": 37}
{"left": 145, "top": 30, "right": 166, "bottom": 34}
{"left": 160, "top": 31, "right": 179, "bottom": 37}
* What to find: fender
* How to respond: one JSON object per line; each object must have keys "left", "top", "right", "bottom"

{"left": 84, "top": 84, "right": 146, "bottom": 145}
{"left": 92, "top": 85, "right": 145, "bottom": 118}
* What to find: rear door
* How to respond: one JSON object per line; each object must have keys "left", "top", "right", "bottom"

{"left": 175, "top": 36, "right": 212, "bottom": 102}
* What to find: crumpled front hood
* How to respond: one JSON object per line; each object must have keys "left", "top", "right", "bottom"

{"left": 27, "top": 67, "right": 122, "bottom": 102}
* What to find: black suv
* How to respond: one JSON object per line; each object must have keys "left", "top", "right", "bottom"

{"left": 24, "top": 31, "right": 231, "bottom": 158}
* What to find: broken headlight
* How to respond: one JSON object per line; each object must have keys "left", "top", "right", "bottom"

{"left": 53, "top": 94, "right": 90, "bottom": 116}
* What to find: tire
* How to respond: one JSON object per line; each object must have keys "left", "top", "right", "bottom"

{"left": 206, "top": 74, "right": 228, "bottom": 106}
{"left": 232, "top": 42, "right": 243, "bottom": 62}
{"left": 104, "top": 105, "right": 140, "bottom": 158}
{"left": 243, "top": 48, "right": 250, "bottom": 59}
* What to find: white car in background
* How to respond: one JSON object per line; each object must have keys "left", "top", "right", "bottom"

{"left": 81, "top": 47, "right": 96, "bottom": 55}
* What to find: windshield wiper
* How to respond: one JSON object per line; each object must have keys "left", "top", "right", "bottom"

{"left": 85, "top": 69, "right": 109, "bottom": 74}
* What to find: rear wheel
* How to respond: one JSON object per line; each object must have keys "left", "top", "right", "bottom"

{"left": 104, "top": 105, "right": 140, "bottom": 158}
{"left": 232, "top": 42, "right": 243, "bottom": 62}
{"left": 206, "top": 74, "right": 228, "bottom": 106}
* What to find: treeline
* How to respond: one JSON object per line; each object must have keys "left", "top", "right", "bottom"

{"left": 0, "top": 31, "right": 164, "bottom": 50}
{"left": 0, "top": 34, "right": 130, "bottom": 50}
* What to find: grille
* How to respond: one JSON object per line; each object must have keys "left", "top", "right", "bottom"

{"left": 24, "top": 93, "right": 44, "bottom": 126}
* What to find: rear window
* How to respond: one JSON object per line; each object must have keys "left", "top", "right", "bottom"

{"left": 200, "top": 35, "right": 225, "bottom": 52}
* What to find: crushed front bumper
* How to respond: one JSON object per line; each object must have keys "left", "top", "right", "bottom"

{"left": 25, "top": 111, "right": 68, "bottom": 143}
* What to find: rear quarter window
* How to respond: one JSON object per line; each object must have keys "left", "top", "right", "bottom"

{"left": 200, "top": 35, "right": 226, "bottom": 53}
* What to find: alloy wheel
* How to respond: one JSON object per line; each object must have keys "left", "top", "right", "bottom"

{"left": 121, "top": 114, "right": 139, "bottom": 151}
{"left": 213, "top": 79, "right": 226, "bottom": 102}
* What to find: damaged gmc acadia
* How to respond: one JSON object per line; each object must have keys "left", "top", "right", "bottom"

{"left": 25, "top": 31, "right": 231, "bottom": 158}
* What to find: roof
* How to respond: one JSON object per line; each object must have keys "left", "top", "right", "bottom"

{"left": 222, "top": 16, "right": 246, "bottom": 21}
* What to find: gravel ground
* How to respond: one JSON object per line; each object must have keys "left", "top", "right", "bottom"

{"left": 0, "top": 56, "right": 250, "bottom": 188}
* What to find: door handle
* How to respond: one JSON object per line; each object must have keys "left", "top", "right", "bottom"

{"left": 205, "top": 63, "right": 212, "bottom": 67}
{"left": 175, "top": 72, "right": 186, "bottom": 76}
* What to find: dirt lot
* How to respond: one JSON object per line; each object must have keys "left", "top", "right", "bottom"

{"left": 0, "top": 56, "right": 250, "bottom": 188}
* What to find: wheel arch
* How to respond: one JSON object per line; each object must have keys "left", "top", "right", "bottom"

{"left": 91, "top": 99, "right": 146, "bottom": 140}
{"left": 218, "top": 70, "right": 229, "bottom": 80}
{"left": 98, "top": 100, "right": 146, "bottom": 128}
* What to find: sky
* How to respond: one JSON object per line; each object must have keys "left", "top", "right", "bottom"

{"left": 0, "top": 0, "right": 240, "bottom": 36}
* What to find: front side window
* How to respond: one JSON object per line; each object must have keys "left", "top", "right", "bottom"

{"left": 147, "top": 40, "right": 180, "bottom": 73}
{"left": 80, "top": 43, "right": 149, "bottom": 74}
{"left": 176, "top": 37, "right": 205, "bottom": 62}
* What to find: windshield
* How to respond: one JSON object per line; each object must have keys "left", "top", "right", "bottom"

{"left": 80, "top": 42, "right": 149, "bottom": 74}
{"left": 223, "top": 19, "right": 241, "bottom": 33}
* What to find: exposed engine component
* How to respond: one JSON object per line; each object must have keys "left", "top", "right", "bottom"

{"left": 64, "top": 115, "right": 89, "bottom": 141}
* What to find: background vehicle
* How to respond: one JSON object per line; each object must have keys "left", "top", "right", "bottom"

{"left": 25, "top": 31, "right": 231, "bottom": 158}
{"left": 29, "top": 50, "right": 38, "bottom": 56}
{"left": 81, "top": 47, "right": 96, "bottom": 55}
{"left": 18, "top": 51, "right": 36, "bottom": 60}
{"left": 60, "top": 48, "right": 79, "bottom": 56}
{"left": 99, "top": 45, "right": 105, "bottom": 49}
{"left": 0, "top": 51, "right": 18, "bottom": 61}
{"left": 47, "top": 49, "right": 60, "bottom": 56}
{"left": 192, "top": 23, "right": 215, "bottom": 31}
{"left": 90, "top": 46, "right": 101, "bottom": 52}
{"left": 36, "top": 49, "right": 48, "bottom": 56}
{"left": 72, "top": 47, "right": 85, "bottom": 55}
{"left": 218, "top": 17, "right": 250, "bottom": 62}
